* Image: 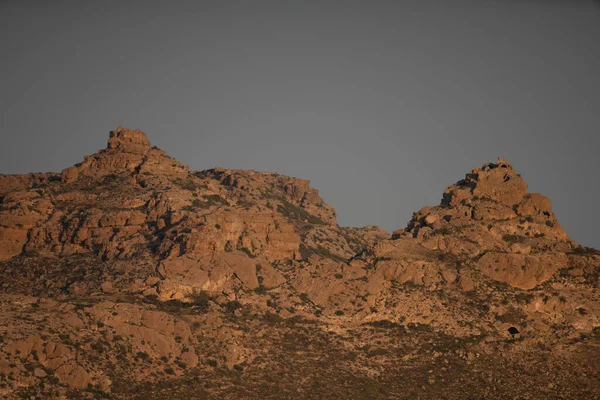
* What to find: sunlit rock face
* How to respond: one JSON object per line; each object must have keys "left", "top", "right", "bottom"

{"left": 0, "top": 130, "right": 598, "bottom": 399}
{"left": 389, "top": 158, "right": 571, "bottom": 289}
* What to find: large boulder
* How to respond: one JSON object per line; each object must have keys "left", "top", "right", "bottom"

{"left": 476, "top": 252, "right": 568, "bottom": 289}
{"left": 156, "top": 252, "right": 259, "bottom": 300}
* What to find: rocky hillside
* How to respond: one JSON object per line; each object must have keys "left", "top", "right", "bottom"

{"left": 0, "top": 128, "right": 598, "bottom": 399}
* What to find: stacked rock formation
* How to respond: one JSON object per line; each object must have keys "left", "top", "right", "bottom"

{"left": 0, "top": 129, "right": 598, "bottom": 399}
{"left": 390, "top": 157, "right": 572, "bottom": 289}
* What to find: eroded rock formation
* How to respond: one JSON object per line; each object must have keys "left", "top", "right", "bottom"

{"left": 0, "top": 130, "right": 598, "bottom": 400}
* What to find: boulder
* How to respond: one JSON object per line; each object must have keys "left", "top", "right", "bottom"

{"left": 477, "top": 252, "right": 568, "bottom": 289}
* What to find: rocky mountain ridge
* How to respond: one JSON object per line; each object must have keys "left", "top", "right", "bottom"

{"left": 0, "top": 127, "right": 598, "bottom": 399}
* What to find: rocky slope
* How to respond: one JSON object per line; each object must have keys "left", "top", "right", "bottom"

{"left": 0, "top": 127, "right": 598, "bottom": 399}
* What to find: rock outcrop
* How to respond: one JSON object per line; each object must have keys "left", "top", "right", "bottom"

{"left": 60, "top": 126, "right": 188, "bottom": 184}
{"left": 391, "top": 158, "right": 572, "bottom": 289}
{"left": 0, "top": 128, "right": 386, "bottom": 297}
{"left": 0, "top": 130, "right": 598, "bottom": 400}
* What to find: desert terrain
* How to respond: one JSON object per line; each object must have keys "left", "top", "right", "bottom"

{"left": 0, "top": 127, "right": 598, "bottom": 399}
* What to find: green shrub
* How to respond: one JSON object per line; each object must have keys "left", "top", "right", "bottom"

{"left": 572, "top": 246, "right": 599, "bottom": 255}
{"left": 502, "top": 234, "right": 525, "bottom": 244}
{"left": 184, "top": 195, "right": 228, "bottom": 211}
{"left": 225, "top": 301, "right": 242, "bottom": 314}
{"left": 207, "top": 359, "right": 218, "bottom": 367}
{"left": 189, "top": 290, "right": 211, "bottom": 313}
{"left": 254, "top": 285, "right": 267, "bottom": 294}
{"left": 277, "top": 199, "right": 325, "bottom": 225}
{"left": 238, "top": 247, "right": 254, "bottom": 258}
{"left": 514, "top": 293, "right": 534, "bottom": 304}
{"left": 432, "top": 227, "right": 451, "bottom": 235}
{"left": 299, "top": 293, "right": 310, "bottom": 303}
{"left": 299, "top": 244, "right": 346, "bottom": 262}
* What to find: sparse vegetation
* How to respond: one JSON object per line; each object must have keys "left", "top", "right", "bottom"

{"left": 572, "top": 245, "right": 599, "bottom": 255}
{"left": 0, "top": 130, "right": 599, "bottom": 400}
{"left": 136, "top": 351, "right": 151, "bottom": 362}
{"left": 299, "top": 244, "right": 346, "bottom": 262}
{"left": 514, "top": 292, "right": 534, "bottom": 304}
{"left": 183, "top": 194, "right": 228, "bottom": 211}
{"left": 254, "top": 284, "right": 267, "bottom": 294}
{"left": 432, "top": 227, "right": 451, "bottom": 235}
{"left": 299, "top": 292, "right": 310, "bottom": 303}
{"left": 277, "top": 199, "right": 325, "bottom": 225}
{"left": 502, "top": 234, "right": 525, "bottom": 244}
{"left": 238, "top": 246, "right": 254, "bottom": 258}
{"left": 225, "top": 300, "right": 242, "bottom": 314}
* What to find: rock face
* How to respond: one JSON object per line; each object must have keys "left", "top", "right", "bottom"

{"left": 0, "top": 128, "right": 386, "bottom": 294}
{"left": 0, "top": 174, "right": 58, "bottom": 196}
{"left": 60, "top": 126, "right": 188, "bottom": 184}
{"left": 0, "top": 131, "right": 598, "bottom": 399}
{"left": 391, "top": 158, "right": 572, "bottom": 289}
{"left": 476, "top": 252, "right": 567, "bottom": 290}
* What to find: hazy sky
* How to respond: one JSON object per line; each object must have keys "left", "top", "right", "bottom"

{"left": 1, "top": 1, "right": 599, "bottom": 248}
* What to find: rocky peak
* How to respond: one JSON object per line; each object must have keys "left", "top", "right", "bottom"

{"left": 61, "top": 127, "right": 187, "bottom": 184}
{"left": 398, "top": 157, "right": 567, "bottom": 241}
{"left": 107, "top": 126, "right": 152, "bottom": 154}
{"left": 391, "top": 157, "right": 572, "bottom": 289}
{"left": 442, "top": 157, "right": 528, "bottom": 207}
{"left": 0, "top": 127, "right": 374, "bottom": 269}
{"left": 0, "top": 137, "right": 599, "bottom": 399}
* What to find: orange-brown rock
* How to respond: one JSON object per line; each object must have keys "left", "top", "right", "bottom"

{"left": 0, "top": 173, "right": 58, "bottom": 196}
{"left": 0, "top": 130, "right": 598, "bottom": 399}
{"left": 61, "top": 126, "right": 188, "bottom": 184}
{"left": 476, "top": 252, "right": 568, "bottom": 289}
{"left": 391, "top": 158, "right": 572, "bottom": 289}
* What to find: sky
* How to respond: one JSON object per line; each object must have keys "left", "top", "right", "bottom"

{"left": 1, "top": 0, "right": 599, "bottom": 248}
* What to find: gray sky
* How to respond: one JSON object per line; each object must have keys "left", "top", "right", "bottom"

{"left": 1, "top": 1, "right": 599, "bottom": 248}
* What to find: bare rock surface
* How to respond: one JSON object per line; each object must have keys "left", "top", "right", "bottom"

{"left": 0, "top": 130, "right": 598, "bottom": 399}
